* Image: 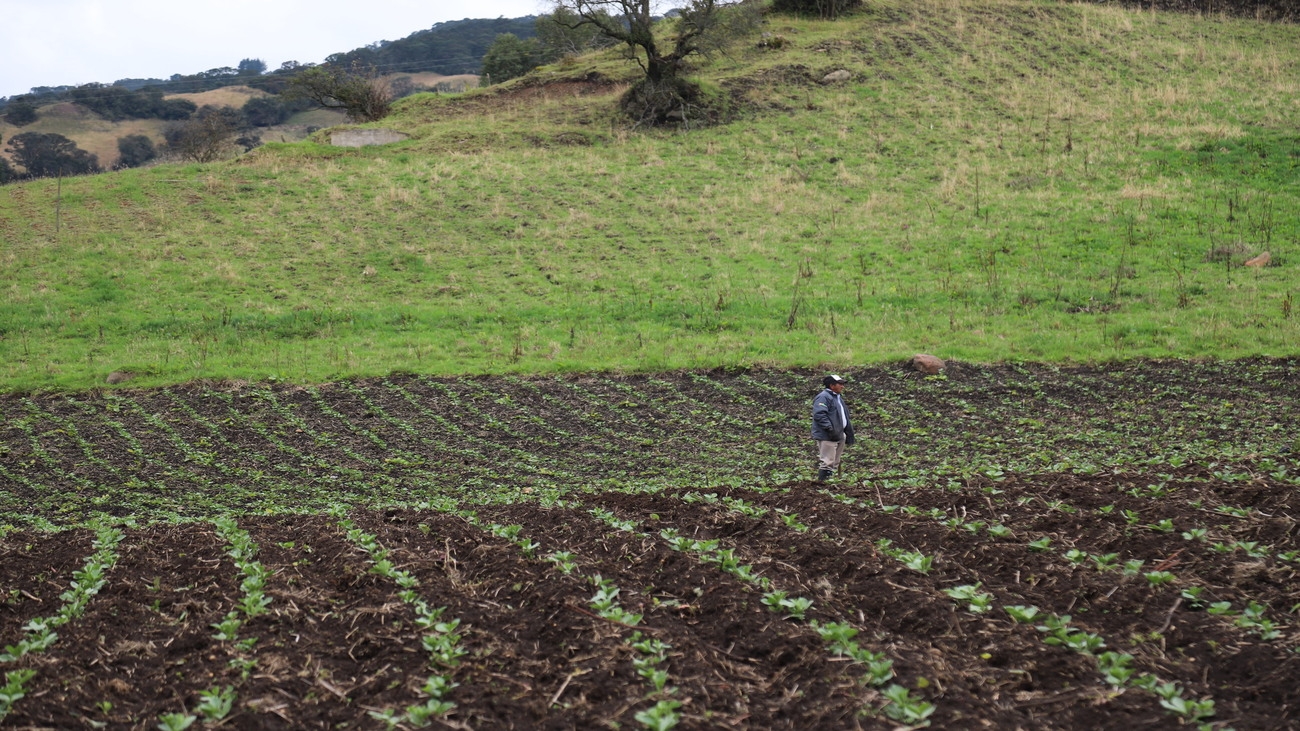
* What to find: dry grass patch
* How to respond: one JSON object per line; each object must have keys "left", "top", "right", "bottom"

{"left": 164, "top": 85, "right": 269, "bottom": 109}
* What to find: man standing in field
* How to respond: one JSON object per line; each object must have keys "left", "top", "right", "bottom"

{"left": 811, "top": 374, "right": 855, "bottom": 482}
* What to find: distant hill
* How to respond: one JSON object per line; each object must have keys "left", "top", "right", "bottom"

{"left": 322, "top": 16, "right": 539, "bottom": 76}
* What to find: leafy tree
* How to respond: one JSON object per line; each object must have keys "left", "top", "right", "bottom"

{"left": 4, "top": 132, "right": 100, "bottom": 178}
{"left": 552, "top": 0, "right": 760, "bottom": 124}
{"left": 482, "top": 34, "right": 544, "bottom": 84}
{"left": 4, "top": 97, "right": 39, "bottom": 126}
{"left": 163, "top": 105, "right": 243, "bottom": 162}
{"left": 0, "top": 155, "right": 15, "bottom": 185}
{"left": 536, "top": 7, "right": 617, "bottom": 60}
{"left": 770, "top": 0, "right": 859, "bottom": 18}
{"left": 284, "top": 63, "right": 392, "bottom": 122}
{"left": 116, "top": 134, "right": 157, "bottom": 169}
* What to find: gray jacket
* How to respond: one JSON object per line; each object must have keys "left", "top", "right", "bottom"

{"left": 811, "top": 388, "right": 855, "bottom": 444}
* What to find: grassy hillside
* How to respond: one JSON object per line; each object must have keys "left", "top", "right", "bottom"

{"left": 1, "top": 0, "right": 1297, "bottom": 391}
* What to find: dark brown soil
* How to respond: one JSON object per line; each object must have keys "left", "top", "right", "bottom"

{"left": 1, "top": 360, "right": 1298, "bottom": 727}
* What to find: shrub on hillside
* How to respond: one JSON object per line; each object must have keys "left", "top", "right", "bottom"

{"left": 284, "top": 64, "right": 392, "bottom": 122}
{"left": 116, "top": 135, "right": 158, "bottom": 169}
{"left": 482, "top": 33, "right": 545, "bottom": 84}
{"left": 163, "top": 105, "right": 244, "bottom": 163}
{"left": 770, "top": 0, "right": 860, "bottom": 18}
{"left": 69, "top": 83, "right": 196, "bottom": 121}
{"left": 4, "top": 98, "right": 39, "bottom": 126}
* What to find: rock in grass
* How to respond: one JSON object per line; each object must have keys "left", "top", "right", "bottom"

{"left": 909, "top": 354, "right": 945, "bottom": 375}
{"left": 105, "top": 370, "right": 135, "bottom": 385}
{"left": 821, "top": 69, "right": 852, "bottom": 84}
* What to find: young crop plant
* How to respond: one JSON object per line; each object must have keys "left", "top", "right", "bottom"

{"left": 778, "top": 512, "right": 809, "bottom": 533}
{"left": 1004, "top": 605, "right": 1041, "bottom": 624}
{"left": 943, "top": 583, "right": 993, "bottom": 613}
{"left": 0, "top": 669, "right": 37, "bottom": 722}
{"left": 761, "top": 590, "right": 813, "bottom": 620}
{"left": 634, "top": 700, "right": 683, "bottom": 731}
{"left": 1144, "top": 571, "right": 1177, "bottom": 587}
{"left": 896, "top": 551, "right": 935, "bottom": 575}
{"left": 881, "top": 684, "right": 936, "bottom": 727}
{"left": 1091, "top": 553, "right": 1120, "bottom": 571}
{"left": 155, "top": 712, "right": 197, "bottom": 730}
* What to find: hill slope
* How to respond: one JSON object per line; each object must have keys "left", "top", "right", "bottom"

{"left": 1, "top": 0, "right": 1297, "bottom": 391}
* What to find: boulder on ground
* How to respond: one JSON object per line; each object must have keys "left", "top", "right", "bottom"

{"left": 821, "top": 69, "right": 852, "bottom": 84}
{"left": 1244, "top": 251, "right": 1271, "bottom": 268}
{"left": 106, "top": 371, "right": 135, "bottom": 385}
{"left": 909, "top": 354, "right": 945, "bottom": 375}
{"left": 330, "top": 129, "right": 409, "bottom": 148}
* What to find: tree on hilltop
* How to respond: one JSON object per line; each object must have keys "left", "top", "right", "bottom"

{"left": 238, "top": 58, "right": 268, "bottom": 76}
{"left": 4, "top": 132, "right": 100, "bottom": 178}
{"left": 551, "top": 0, "right": 761, "bottom": 125}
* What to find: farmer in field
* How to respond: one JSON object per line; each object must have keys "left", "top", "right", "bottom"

{"left": 811, "top": 374, "right": 855, "bottom": 482}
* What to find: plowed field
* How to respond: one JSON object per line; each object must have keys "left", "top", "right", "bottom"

{"left": 1, "top": 360, "right": 1298, "bottom": 729}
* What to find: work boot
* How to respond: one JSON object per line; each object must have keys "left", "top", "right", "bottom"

{"left": 816, "top": 469, "right": 833, "bottom": 482}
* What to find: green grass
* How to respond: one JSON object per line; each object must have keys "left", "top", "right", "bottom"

{"left": 1, "top": 0, "right": 1298, "bottom": 391}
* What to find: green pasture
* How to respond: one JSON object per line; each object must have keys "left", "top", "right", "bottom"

{"left": 1, "top": 0, "right": 1297, "bottom": 391}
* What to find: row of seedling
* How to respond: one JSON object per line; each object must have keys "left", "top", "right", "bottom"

{"left": 441, "top": 502, "right": 684, "bottom": 730}
{"left": 155, "top": 517, "right": 276, "bottom": 729}
{"left": 592, "top": 503, "right": 928, "bottom": 726}
{"left": 1002, "top": 605, "right": 1219, "bottom": 727}
{"left": 833, "top": 490, "right": 1294, "bottom": 644}
{"left": 0, "top": 521, "right": 125, "bottom": 721}
{"left": 388, "top": 378, "right": 574, "bottom": 487}
{"left": 331, "top": 511, "right": 463, "bottom": 728}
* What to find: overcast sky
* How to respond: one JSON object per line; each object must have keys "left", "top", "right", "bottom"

{"left": 1, "top": 0, "right": 547, "bottom": 99}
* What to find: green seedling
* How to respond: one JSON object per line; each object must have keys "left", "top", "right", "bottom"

{"left": 155, "top": 713, "right": 197, "bottom": 731}
{"left": 1004, "top": 605, "right": 1041, "bottom": 623}
{"left": 1096, "top": 651, "right": 1136, "bottom": 686}
{"left": 1063, "top": 549, "right": 1088, "bottom": 565}
{"left": 1144, "top": 571, "right": 1177, "bottom": 587}
{"left": 1091, "top": 553, "right": 1120, "bottom": 571}
{"left": 634, "top": 699, "right": 682, "bottom": 731}
{"left": 882, "top": 684, "right": 935, "bottom": 726}
{"left": 195, "top": 686, "right": 235, "bottom": 721}
{"left": 898, "top": 551, "right": 934, "bottom": 574}
{"left": 943, "top": 584, "right": 993, "bottom": 613}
